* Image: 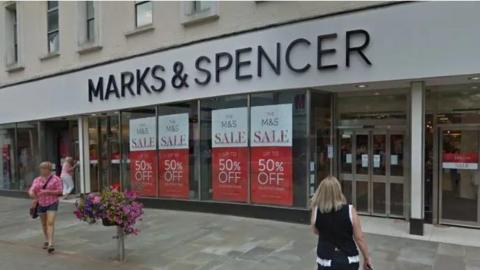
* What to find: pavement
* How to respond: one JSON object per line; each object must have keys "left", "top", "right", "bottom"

{"left": 0, "top": 196, "right": 479, "bottom": 270}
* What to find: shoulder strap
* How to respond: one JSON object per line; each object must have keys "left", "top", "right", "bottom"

{"left": 42, "top": 175, "right": 54, "bottom": 189}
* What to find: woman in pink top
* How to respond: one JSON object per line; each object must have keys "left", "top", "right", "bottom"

{"left": 29, "top": 161, "right": 63, "bottom": 254}
{"left": 60, "top": 157, "right": 78, "bottom": 197}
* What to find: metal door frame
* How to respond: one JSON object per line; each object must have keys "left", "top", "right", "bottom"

{"left": 337, "top": 127, "right": 407, "bottom": 218}
{"left": 438, "top": 125, "right": 480, "bottom": 227}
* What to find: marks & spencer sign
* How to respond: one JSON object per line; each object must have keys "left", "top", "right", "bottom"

{"left": 87, "top": 29, "right": 371, "bottom": 102}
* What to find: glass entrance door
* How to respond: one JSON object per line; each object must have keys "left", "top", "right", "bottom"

{"left": 440, "top": 128, "right": 480, "bottom": 226}
{"left": 338, "top": 129, "right": 406, "bottom": 217}
{"left": 89, "top": 114, "right": 121, "bottom": 192}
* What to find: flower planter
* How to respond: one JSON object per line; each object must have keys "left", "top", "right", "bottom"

{"left": 102, "top": 218, "right": 117, "bottom": 227}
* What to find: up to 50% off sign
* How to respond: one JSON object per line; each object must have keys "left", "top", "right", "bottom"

{"left": 163, "top": 159, "right": 184, "bottom": 183}
{"left": 134, "top": 160, "right": 154, "bottom": 181}
{"left": 217, "top": 158, "right": 242, "bottom": 184}
{"left": 257, "top": 158, "right": 284, "bottom": 185}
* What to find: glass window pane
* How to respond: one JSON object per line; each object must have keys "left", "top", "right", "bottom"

{"left": 88, "top": 118, "right": 100, "bottom": 192}
{"left": 356, "top": 134, "right": 368, "bottom": 175}
{"left": 16, "top": 122, "right": 40, "bottom": 191}
{"left": 0, "top": 125, "right": 17, "bottom": 190}
{"left": 391, "top": 183, "right": 404, "bottom": 216}
{"left": 48, "top": 9, "right": 59, "bottom": 31}
{"left": 86, "top": 1, "right": 94, "bottom": 19}
{"left": 48, "top": 32, "right": 59, "bottom": 53}
{"left": 48, "top": 1, "right": 58, "bottom": 10}
{"left": 200, "top": 95, "right": 248, "bottom": 202}
{"left": 390, "top": 134, "right": 404, "bottom": 176}
{"left": 197, "top": 1, "right": 212, "bottom": 12}
{"left": 340, "top": 132, "right": 352, "bottom": 174}
{"left": 87, "top": 19, "right": 95, "bottom": 41}
{"left": 372, "top": 134, "right": 386, "bottom": 175}
{"left": 356, "top": 181, "right": 369, "bottom": 212}
{"left": 136, "top": 1, "right": 152, "bottom": 27}
{"left": 373, "top": 182, "right": 386, "bottom": 214}
{"left": 250, "top": 90, "right": 307, "bottom": 208}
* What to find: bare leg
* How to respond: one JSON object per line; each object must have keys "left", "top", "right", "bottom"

{"left": 46, "top": 211, "right": 56, "bottom": 247}
{"left": 40, "top": 214, "right": 48, "bottom": 242}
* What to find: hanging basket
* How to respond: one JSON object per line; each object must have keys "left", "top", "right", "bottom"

{"left": 102, "top": 218, "right": 117, "bottom": 227}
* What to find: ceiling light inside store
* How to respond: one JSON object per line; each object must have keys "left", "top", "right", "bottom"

{"left": 356, "top": 84, "right": 367, "bottom": 89}
{"left": 469, "top": 76, "right": 480, "bottom": 81}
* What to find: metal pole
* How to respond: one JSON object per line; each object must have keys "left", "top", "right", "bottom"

{"left": 116, "top": 226, "right": 125, "bottom": 262}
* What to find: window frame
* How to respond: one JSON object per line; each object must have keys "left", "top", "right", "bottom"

{"left": 86, "top": 1, "right": 95, "bottom": 42}
{"left": 47, "top": 1, "right": 59, "bottom": 53}
{"left": 180, "top": 1, "right": 218, "bottom": 26}
{"left": 134, "top": 1, "right": 152, "bottom": 28}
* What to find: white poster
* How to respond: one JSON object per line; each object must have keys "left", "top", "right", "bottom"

{"left": 361, "top": 154, "right": 369, "bottom": 168}
{"left": 442, "top": 162, "right": 478, "bottom": 170}
{"left": 129, "top": 117, "right": 157, "bottom": 151}
{"left": 373, "top": 155, "right": 381, "bottom": 168}
{"left": 391, "top": 155, "right": 398, "bottom": 166}
{"left": 250, "top": 104, "right": 292, "bottom": 147}
{"left": 346, "top": 153, "right": 352, "bottom": 164}
{"left": 158, "top": 113, "right": 189, "bottom": 150}
{"left": 212, "top": 107, "right": 248, "bottom": 148}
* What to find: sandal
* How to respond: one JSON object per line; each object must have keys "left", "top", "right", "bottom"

{"left": 43, "top": 242, "right": 48, "bottom": 249}
{"left": 47, "top": 245, "right": 55, "bottom": 254}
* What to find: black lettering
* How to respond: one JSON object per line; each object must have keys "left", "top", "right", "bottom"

{"left": 257, "top": 43, "right": 281, "bottom": 77}
{"left": 346, "top": 29, "right": 372, "bottom": 67}
{"left": 286, "top": 38, "right": 311, "bottom": 73}
{"left": 151, "top": 65, "right": 166, "bottom": 92}
{"left": 317, "top": 33, "right": 338, "bottom": 70}
{"left": 88, "top": 77, "right": 104, "bottom": 102}
{"left": 215, "top": 52, "right": 233, "bottom": 83}
{"left": 105, "top": 75, "right": 120, "bottom": 100}
{"left": 194, "top": 56, "right": 211, "bottom": 85}
{"left": 235, "top": 47, "right": 253, "bottom": 80}
{"left": 120, "top": 71, "right": 135, "bottom": 97}
{"left": 136, "top": 67, "right": 152, "bottom": 95}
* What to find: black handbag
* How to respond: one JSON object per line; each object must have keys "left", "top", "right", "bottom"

{"left": 29, "top": 176, "right": 54, "bottom": 219}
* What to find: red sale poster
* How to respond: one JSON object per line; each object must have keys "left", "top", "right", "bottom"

{"left": 158, "top": 113, "right": 190, "bottom": 198}
{"left": 442, "top": 152, "right": 478, "bottom": 170}
{"left": 158, "top": 149, "right": 189, "bottom": 198}
{"left": 130, "top": 151, "right": 157, "bottom": 196}
{"left": 212, "top": 147, "right": 248, "bottom": 202}
{"left": 129, "top": 117, "right": 157, "bottom": 197}
{"left": 250, "top": 104, "right": 293, "bottom": 206}
{"left": 211, "top": 107, "right": 249, "bottom": 202}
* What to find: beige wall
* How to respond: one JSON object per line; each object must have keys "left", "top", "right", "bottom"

{"left": 0, "top": 1, "right": 386, "bottom": 86}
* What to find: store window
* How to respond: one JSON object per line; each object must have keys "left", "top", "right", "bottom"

{"left": 200, "top": 95, "right": 248, "bottom": 202}
{"left": 47, "top": 1, "right": 59, "bottom": 53}
{"left": 0, "top": 125, "right": 16, "bottom": 190}
{"left": 121, "top": 107, "right": 157, "bottom": 197}
{"left": 157, "top": 102, "right": 199, "bottom": 200}
{"left": 250, "top": 90, "right": 308, "bottom": 208}
{"left": 135, "top": 1, "right": 152, "bottom": 28}
{"left": 16, "top": 122, "right": 40, "bottom": 190}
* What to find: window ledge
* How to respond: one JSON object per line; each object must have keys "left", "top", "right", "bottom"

{"left": 77, "top": 43, "right": 103, "bottom": 55}
{"left": 5, "top": 63, "right": 25, "bottom": 73}
{"left": 125, "top": 24, "right": 155, "bottom": 38}
{"left": 181, "top": 12, "right": 219, "bottom": 26}
{"left": 39, "top": 52, "right": 60, "bottom": 61}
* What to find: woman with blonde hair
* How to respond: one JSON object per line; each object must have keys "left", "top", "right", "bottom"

{"left": 29, "top": 161, "right": 63, "bottom": 254}
{"left": 311, "top": 176, "right": 372, "bottom": 270}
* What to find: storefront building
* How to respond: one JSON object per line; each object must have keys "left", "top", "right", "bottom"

{"left": 1, "top": 2, "right": 480, "bottom": 235}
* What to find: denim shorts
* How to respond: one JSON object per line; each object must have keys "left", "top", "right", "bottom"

{"left": 38, "top": 202, "right": 59, "bottom": 214}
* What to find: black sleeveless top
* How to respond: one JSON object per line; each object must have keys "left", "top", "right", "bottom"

{"left": 314, "top": 204, "right": 359, "bottom": 258}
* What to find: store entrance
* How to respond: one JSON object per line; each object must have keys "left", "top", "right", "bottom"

{"left": 338, "top": 128, "right": 406, "bottom": 217}
{"left": 88, "top": 114, "right": 121, "bottom": 192}
{"left": 439, "top": 127, "right": 480, "bottom": 227}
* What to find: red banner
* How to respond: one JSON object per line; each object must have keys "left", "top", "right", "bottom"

{"left": 129, "top": 150, "right": 157, "bottom": 197}
{"left": 212, "top": 147, "right": 248, "bottom": 202}
{"left": 251, "top": 146, "right": 292, "bottom": 206}
{"left": 158, "top": 149, "right": 189, "bottom": 198}
{"left": 443, "top": 152, "right": 478, "bottom": 163}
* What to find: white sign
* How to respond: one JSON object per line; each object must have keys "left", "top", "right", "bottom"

{"left": 442, "top": 162, "right": 478, "bottom": 170}
{"left": 327, "top": 145, "right": 333, "bottom": 159}
{"left": 212, "top": 107, "right": 248, "bottom": 148}
{"left": 391, "top": 155, "right": 398, "bottom": 166}
{"left": 250, "top": 104, "right": 292, "bottom": 147}
{"left": 158, "top": 113, "right": 189, "bottom": 150}
{"left": 373, "top": 154, "right": 381, "bottom": 168}
{"left": 346, "top": 153, "right": 352, "bottom": 164}
{"left": 129, "top": 117, "right": 156, "bottom": 151}
{"left": 361, "top": 154, "right": 369, "bottom": 168}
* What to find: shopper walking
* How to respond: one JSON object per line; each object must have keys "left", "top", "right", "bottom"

{"left": 60, "top": 157, "right": 78, "bottom": 198}
{"left": 28, "top": 161, "right": 63, "bottom": 254}
{"left": 311, "top": 176, "right": 372, "bottom": 270}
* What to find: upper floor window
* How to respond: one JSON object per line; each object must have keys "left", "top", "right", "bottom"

{"left": 86, "top": 1, "right": 95, "bottom": 42}
{"left": 181, "top": 1, "right": 218, "bottom": 26}
{"left": 5, "top": 3, "right": 18, "bottom": 65}
{"left": 135, "top": 1, "right": 152, "bottom": 28}
{"left": 47, "top": 1, "right": 59, "bottom": 53}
